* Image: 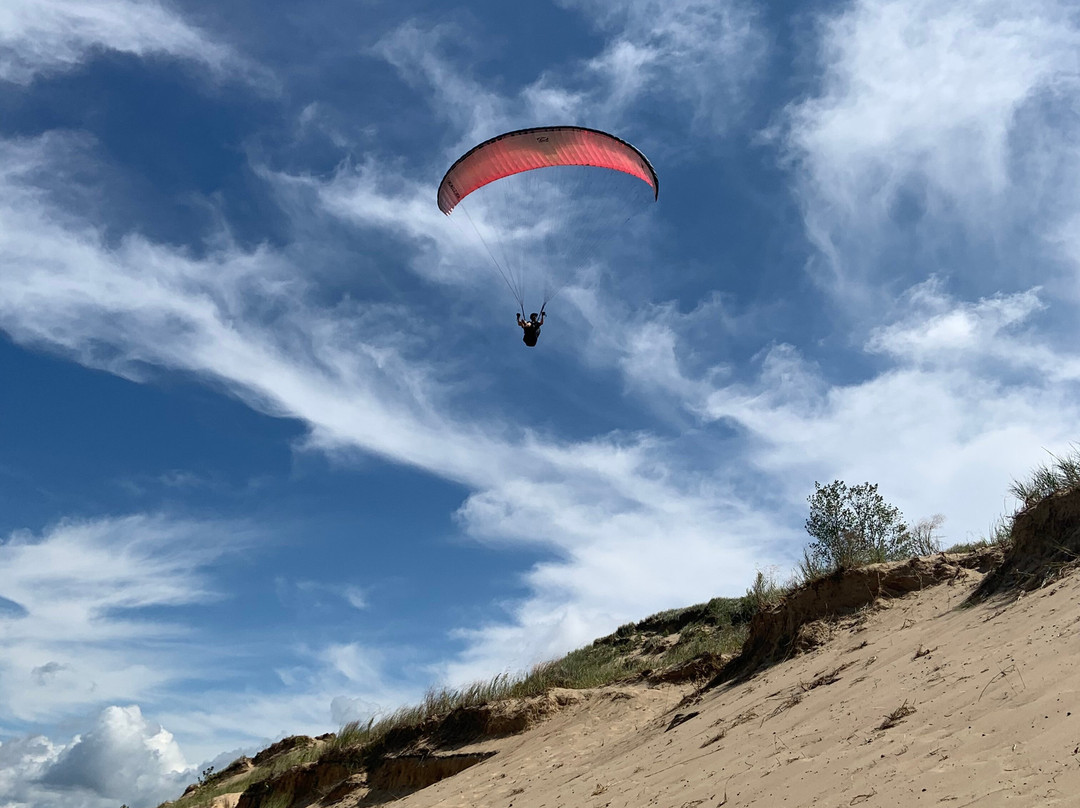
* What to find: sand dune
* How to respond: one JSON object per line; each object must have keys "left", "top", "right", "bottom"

{"left": 367, "top": 562, "right": 1079, "bottom": 807}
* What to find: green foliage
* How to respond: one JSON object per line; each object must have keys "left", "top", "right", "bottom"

{"left": 260, "top": 793, "right": 295, "bottom": 808}
{"left": 331, "top": 717, "right": 374, "bottom": 750}
{"left": 801, "top": 480, "right": 910, "bottom": 579}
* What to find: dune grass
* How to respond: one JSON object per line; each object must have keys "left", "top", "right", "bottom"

{"left": 943, "top": 446, "right": 1080, "bottom": 556}
{"left": 943, "top": 514, "right": 1015, "bottom": 554}
{"left": 329, "top": 592, "right": 759, "bottom": 757}
{"left": 1010, "top": 445, "right": 1080, "bottom": 510}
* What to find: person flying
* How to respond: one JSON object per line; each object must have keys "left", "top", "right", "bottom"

{"left": 437, "top": 128, "right": 658, "bottom": 342}
{"left": 516, "top": 311, "right": 545, "bottom": 347}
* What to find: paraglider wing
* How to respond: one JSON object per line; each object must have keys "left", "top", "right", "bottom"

{"left": 437, "top": 126, "right": 659, "bottom": 215}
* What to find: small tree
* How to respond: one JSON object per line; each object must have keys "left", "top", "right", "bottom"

{"left": 802, "top": 480, "right": 909, "bottom": 578}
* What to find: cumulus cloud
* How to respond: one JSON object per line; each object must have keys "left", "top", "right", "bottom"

{"left": 0, "top": 734, "right": 61, "bottom": 805}
{"left": 0, "top": 0, "right": 259, "bottom": 85}
{"left": 39, "top": 706, "right": 189, "bottom": 808}
{"left": 0, "top": 706, "right": 190, "bottom": 808}
{"left": 330, "top": 695, "right": 380, "bottom": 726}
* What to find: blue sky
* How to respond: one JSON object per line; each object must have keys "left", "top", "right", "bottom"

{"left": 2, "top": 0, "right": 1080, "bottom": 805}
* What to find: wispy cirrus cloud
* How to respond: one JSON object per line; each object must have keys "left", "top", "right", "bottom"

{"left": 374, "top": 0, "right": 766, "bottom": 151}
{"left": 641, "top": 0, "right": 1080, "bottom": 542}
{"left": 556, "top": 0, "right": 767, "bottom": 131}
{"left": 0, "top": 514, "right": 241, "bottom": 724}
{"left": 864, "top": 279, "right": 1068, "bottom": 374}
{"left": 782, "top": 0, "right": 1080, "bottom": 303}
{"left": 0, "top": 128, "right": 774, "bottom": 691}
{"left": 266, "top": 0, "right": 1080, "bottom": 640}
{"left": 0, "top": 0, "right": 265, "bottom": 85}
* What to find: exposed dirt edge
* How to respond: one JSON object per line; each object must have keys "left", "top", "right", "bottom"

{"left": 707, "top": 549, "right": 1001, "bottom": 687}
{"left": 236, "top": 747, "right": 360, "bottom": 808}
{"left": 642, "top": 652, "right": 728, "bottom": 685}
{"left": 234, "top": 691, "right": 582, "bottom": 808}
{"left": 969, "top": 487, "right": 1080, "bottom": 602}
{"left": 357, "top": 688, "right": 578, "bottom": 769}
{"left": 368, "top": 751, "right": 497, "bottom": 791}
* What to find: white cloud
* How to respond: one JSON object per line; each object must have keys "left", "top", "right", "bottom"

{"left": 865, "top": 279, "right": 1070, "bottom": 374}
{"left": 783, "top": 0, "right": 1080, "bottom": 301}
{"left": 372, "top": 21, "right": 508, "bottom": 147}
{"left": 330, "top": 695, "right": 378, "bottom": 726}
{"left": 147, "top": 639, "right": 424, "bottom": 766}
{"left": 374, "top": 0, "right": 766, "bottom": 149}
{"left": 686, "top": 0, "right": 1080, "bottom": 549}
{"left": 0, "top": 0, "right": 257, "bottom": 85}
{"left": 41, "top": 706, "right": 189, "bottom": 807}
{"left": 283, "top": 579, "right": 370, "bottom": 611}
{"left": 565, "top": 288, "right": 745, "bottom": 415}
{"left": 0, "top": 514, "right": 238, "bottom": 723}
{"left": 0, "top": 735, "right": 62, "bottom": 808}
{"left": 445, "top": 474, "right": 781, "bottom": 684}
{"left": 0, "top": 706, "right": 188, "bottom": 808}
{"left": 702, "top": 283, "right": 1080, "bottom": 544}
{"left": 559, "top": 0, "right": 768, "bottom": 131}
{"left": 343, "top": 587, "right": 367, "bottom": 610}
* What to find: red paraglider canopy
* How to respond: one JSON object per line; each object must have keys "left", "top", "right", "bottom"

{"left": 437, "top": 126, "right": 659, "bottom": 214}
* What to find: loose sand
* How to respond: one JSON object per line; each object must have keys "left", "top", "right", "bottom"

{"left": 365, "top": 565, "right": 1080, "bottom": 807}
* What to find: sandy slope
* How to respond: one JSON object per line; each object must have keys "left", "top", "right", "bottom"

{"left": 376, "top": 566, "right": 1080, "bottom": 807}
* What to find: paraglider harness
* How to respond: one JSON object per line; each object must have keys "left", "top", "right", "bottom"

{"left": 518, "top": 305, "right": 545, "bottom": 348}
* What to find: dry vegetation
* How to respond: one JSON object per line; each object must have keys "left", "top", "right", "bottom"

{"left": 330, "top": 590, "right": 760, "bottom": 752}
